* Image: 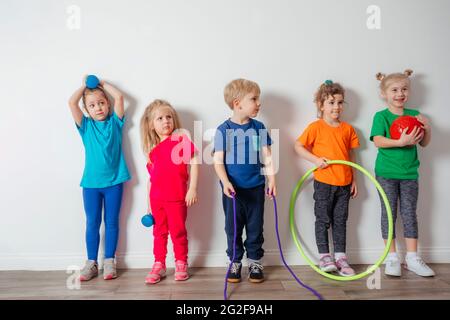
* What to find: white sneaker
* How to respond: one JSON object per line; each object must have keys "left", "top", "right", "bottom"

{"left": 405, "top": 256, "right": 435, "bottom": 277}
{"left": 384, "top": 258, "right": 401, "bottom": 277}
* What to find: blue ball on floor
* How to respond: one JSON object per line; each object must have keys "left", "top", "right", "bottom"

{"left": 86, "top": 75, "right": 100, "bottom": 89}
{"left": 141, "top": 213, "right": 154, "bottom": 227}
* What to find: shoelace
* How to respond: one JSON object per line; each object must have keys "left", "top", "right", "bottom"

{"left": 336, "top": 258, "right": 350, "bottom": 268}
{"left": 387, "top": 260, "right": 398, "bottom": 266}
{"left": 176, "top": 263, "right": 187, "bottom": 272}
{"left": 82, "top": 263, "right": 97, "bottom": 274}
{"left": 249, "top": 264, "right": 263, "bottom": 273}
{"left": 411, "top": 257, "right": 427, "bottom": 267}
{"left": 151, "top": 263, "right": 164, "bottom": 274}
{"left": 230, "top": 263, "right": 240, "bottom": 274}
{"left": 320, "top": 256, "right": 333, "bottom": 264}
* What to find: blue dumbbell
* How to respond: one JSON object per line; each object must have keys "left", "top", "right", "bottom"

{"left": 85, "top": 75, "right": 100, "bottom": 89}
{"left": 141, "top": 213, "right": 155, "bottom": 227}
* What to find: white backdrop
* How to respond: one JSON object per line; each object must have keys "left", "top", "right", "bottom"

{"left": 1, "top": 0, "right": 449, "bottom": 270}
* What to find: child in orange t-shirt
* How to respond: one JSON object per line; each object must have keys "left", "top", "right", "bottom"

{"left": 294, "top": 80, "right": 360, "bottom": 277}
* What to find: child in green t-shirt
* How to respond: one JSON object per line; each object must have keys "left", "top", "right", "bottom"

{"left": 370, "top": 69, "right": 434, "bottom": 277}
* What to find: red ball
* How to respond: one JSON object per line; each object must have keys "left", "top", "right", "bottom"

{"left": 389, "top": 115, "right": 424, "bottom": 140}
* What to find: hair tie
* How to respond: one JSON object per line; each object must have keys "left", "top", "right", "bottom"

{"left": 324, "top": 80, "right": 333, "bottom": 86}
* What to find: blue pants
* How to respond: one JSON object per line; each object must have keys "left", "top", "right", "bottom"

{"left": 222, "top": 184, "right": 265, "bottom": 262}
{"left": 82, "top": 183, "right": 123, "bottom": 261}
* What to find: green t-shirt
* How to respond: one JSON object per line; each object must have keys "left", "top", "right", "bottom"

{"left": 370, "top": 108, "right": 420, "bottom": 180}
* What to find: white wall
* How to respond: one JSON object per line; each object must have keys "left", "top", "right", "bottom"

{"left": 1, "top": 0, "right": 449, "bottom": 270}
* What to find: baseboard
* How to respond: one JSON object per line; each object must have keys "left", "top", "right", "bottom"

{"left": 1, "top": 247, "right": 450, "bottom": 271}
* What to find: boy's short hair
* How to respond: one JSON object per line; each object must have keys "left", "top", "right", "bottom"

{"left": 224, "top": 78, "right": 261, "bottom": 109}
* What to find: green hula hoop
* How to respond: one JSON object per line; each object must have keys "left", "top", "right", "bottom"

{"left": 289, "top": 160, "right": 393, "bottom": 281}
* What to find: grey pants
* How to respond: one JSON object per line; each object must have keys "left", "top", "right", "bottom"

{"left": 376, "top": 176, "right": 419, "bottom": 239}
{"left": 313, "top": 180, "right": 351, "bottom": 254}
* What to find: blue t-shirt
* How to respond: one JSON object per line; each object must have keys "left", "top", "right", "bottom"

{"left": 77, "top": 112, "right": 131, "bottom": 188}
{"left": 213, "top": 118, "right": 272, "bottom": 188}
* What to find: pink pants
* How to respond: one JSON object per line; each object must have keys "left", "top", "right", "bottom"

{"left": 151, "top": 199, "right": 188, "bottom": 263}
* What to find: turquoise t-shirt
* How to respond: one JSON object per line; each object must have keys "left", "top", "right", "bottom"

{"left": 369, "top": 108, "right": 420, "bottom": 180}
{"left": 77, "top": 112, "right": 131, "bottom": 188}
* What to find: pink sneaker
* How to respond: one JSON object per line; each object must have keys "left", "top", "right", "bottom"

{"left": 174, "top": 260, "right": 189, "bottom": 281}
{"left": 319, "top": 254, "right": 338, "bottom": 273}
{"left": 145, "top": 261, "right": 166, "bottom": 284}
{"left": 335, "top": 256, "right": 355, "bottom": 277}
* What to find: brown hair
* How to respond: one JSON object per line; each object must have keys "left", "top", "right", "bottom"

{"left": 314, "top": 81, "right": 345, "bottom": 118}
{"left": 140, "top": 99, "right": 182, "bottom": 158}
{"left": 376, "top": 69, "right": 413, "bottom": 92}
{"left": 224, "top": 78, "right": 261, "bottom": 109}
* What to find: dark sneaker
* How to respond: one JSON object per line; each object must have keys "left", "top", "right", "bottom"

{"left": 227, "top": 262, "right": 242, "bottom": 283}
{"left": 248, "top": 262, "right": 264, "bottom": 283}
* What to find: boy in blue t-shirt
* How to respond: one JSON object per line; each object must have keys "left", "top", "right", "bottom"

{"left": 213, "top": 78, "right": 276, "bottom": 283}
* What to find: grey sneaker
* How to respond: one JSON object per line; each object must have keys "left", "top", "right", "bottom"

{"left": 103, "top": 258, "right": 117, "bottom": 280}
{"left": 79, "top": 260, "right": 98, "bottom": 281}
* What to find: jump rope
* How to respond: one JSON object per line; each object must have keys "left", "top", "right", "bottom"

{"left": 223, "top": 159, "right": 394, "bottom": 299}
{"left": 223, "top": 191, "right": 323, "bottom": 300}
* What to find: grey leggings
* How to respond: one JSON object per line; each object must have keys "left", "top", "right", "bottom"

{"left": 377, "top": 176, "right": 419, "bottom": 239}
{"left": 313, "top": 180, "right": 351, "bottom": 254}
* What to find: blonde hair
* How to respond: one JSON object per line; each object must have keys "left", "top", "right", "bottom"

{"left": 81, "top": 87, "right": 111, "bottom": 115}
{"left": 314, "top": 81, "right": 345, "bottom": 118}
{"left": 224, "top": 78, "right": 261, "bottom": 109}
{"left": 140, "top": 99, "right": 182, "bottom": 157}
{"left": 376, "top": 69, "right": 413, "bottom": 92}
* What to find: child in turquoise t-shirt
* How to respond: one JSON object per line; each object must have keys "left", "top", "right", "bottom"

{"left": 68, "top": 76, "right": 131, "bottom": 281}
{"left": 370, "top": 69, "right": 434, "bottom": 277}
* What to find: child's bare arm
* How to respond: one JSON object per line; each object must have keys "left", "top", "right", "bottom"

{"left": 213, "top": 151, "right": 235, "bottom": 198}
{"left": 101, "top": 81, "right": 125, "bottom": 119}
{"left": 186, "top": 153, "right": 199, "bottom": 207}
{"left": 373, "top": 126, "right": 423, "bottom": 148}
{"left": 262, "top": 145, "right": 276, "bottom": 198}
{"left": 349, "top": 149, "right": 358, "bottom": 198}
{"left": 294, "top": 140, "right": 328, "bottom": 168}
{"left": 417, "top": 115, "right": 431, "bottom": 147}
{"left": 147, "top": 178, "right": 152, "bottom": 213}
{"left": 68, "top": 86, "right": 85, "bottom": 127}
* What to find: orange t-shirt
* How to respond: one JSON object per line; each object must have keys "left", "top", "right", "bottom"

{"left": 297, "top": 119, "right": 360, "bottom": 186}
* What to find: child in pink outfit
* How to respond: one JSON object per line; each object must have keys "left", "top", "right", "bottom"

{"left": 140, "top": 99, "right": 199, "bottom": 284}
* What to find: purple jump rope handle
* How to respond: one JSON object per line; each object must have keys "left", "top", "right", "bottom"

{"left": 224, "top": 192, "right": 237, "bottom": 300}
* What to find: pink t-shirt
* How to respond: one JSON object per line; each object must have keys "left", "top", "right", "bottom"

{"left": 147, "top": 134, "right": 197, "bottom": 201}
